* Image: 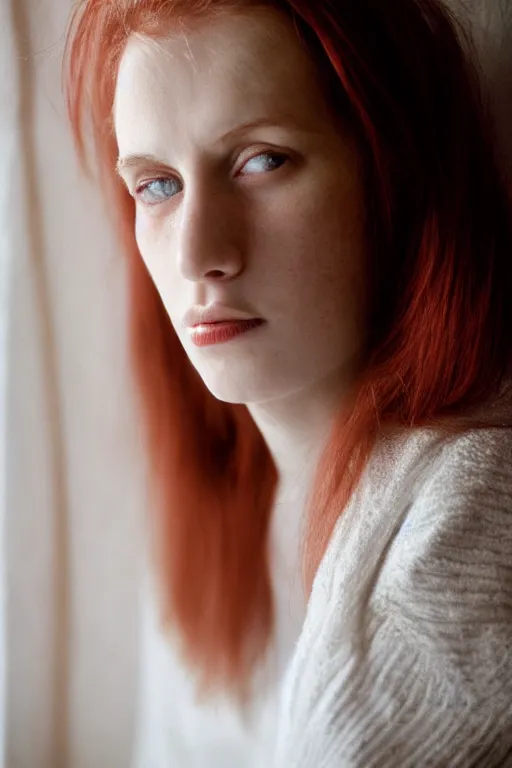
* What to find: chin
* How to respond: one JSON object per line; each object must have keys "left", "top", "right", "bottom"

{"left": 196, "top": 365, "right": 286, "bottom": 406}
{"left": 186, "top": 342, "right": 303, "bottom": 405}
{"left": 200, "top": 378, "right": 267, "bottom": 405}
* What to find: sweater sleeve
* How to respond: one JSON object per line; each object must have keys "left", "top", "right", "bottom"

{"left": 273, "top": 428, "right": 512, "bottom": 768}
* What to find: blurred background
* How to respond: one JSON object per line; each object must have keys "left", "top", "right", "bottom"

{"left": 0, "top": 0, "right": 510, "bottom": 766}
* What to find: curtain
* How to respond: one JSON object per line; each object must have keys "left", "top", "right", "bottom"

{"left": 1, "top": 0, "right": 145, "bottom": 766}
{"left": 0, "top": 1, "right": 510, "bottom": 766}
{"left": 0, "top": 0, "right": 20, "bottom": 761}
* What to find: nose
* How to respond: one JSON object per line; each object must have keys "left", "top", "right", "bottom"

{"left": 176, "top": 184, "right": 245, "bottom": 283}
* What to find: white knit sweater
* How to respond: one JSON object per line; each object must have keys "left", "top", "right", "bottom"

{"left": 134, "top": 419, "right": 512, "bottom": 767}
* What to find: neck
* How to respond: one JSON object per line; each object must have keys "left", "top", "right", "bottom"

{"left": 247, "top": 369, "right": 350, "bottom": 498}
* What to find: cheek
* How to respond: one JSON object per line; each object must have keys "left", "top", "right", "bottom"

{"left": 134, "top": 206, "right": 157, "bottom": 250}
{"left": 135, "top": 209, "right": 171, "bottom": 285}
{"left": 287, "top": 186, "right": 367, "bottom": 337}
{"left": 291, "top": 202, "right": 364, "bottom": 292}
{"left": 134, "top": 211, "right": 185, "bottom": 333}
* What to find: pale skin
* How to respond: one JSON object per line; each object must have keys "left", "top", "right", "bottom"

{"left": 114, "top": 8, "right": 368, "bottom": 508}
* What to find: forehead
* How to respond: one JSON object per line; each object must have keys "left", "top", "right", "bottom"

{"left": 113, "top": 9, "right": 334, "bottom": 155}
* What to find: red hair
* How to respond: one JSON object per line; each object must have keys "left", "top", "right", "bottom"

{"left": 64, "top": 0, "right": 512, "bottom": 700}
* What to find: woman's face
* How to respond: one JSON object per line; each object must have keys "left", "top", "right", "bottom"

{"left": 114, "top": 8, "right": 367, "bottom": 405}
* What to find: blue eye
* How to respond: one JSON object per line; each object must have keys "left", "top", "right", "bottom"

{"left": 242, "top": 152, "right": 287, "bottom": 174}
{"left": 134, "top": 152, "right": 286, "bottom": 206}
{"left": 136, "top": 178, "right": 178, "bottom": 205}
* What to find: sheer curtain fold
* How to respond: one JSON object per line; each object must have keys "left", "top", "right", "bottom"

{"left": 1, "top": 0, "right": 23, "bottom": 762}
{"left": 1, "top": 0, "right": 143, "bottom": 766}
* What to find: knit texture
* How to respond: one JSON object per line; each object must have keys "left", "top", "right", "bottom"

{"left": 274, "top": 424, "right": 512, "bottom": 767}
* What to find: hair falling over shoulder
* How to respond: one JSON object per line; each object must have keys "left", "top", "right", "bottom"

{"left": 63, "top": 0, "right": 512, "bottom": 700}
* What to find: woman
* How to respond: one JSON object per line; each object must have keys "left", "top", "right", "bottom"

{"left": 64, "top": 0, "right": 512, "bottom": 765}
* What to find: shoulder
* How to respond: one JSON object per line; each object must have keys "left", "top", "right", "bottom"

{"left": 386, "top": 423, "right": 512, "bottom": 555}
{"left": 274, "top": 426, "right": 512, "bottom": 767}
{"left": 373, "top": 425, "right": 512, "bottom": 673}
{"left": 378, "top": 425, "right": 512, "bottom": 617}
{"left": 410, "top": 423, "right": 512, "bottom": 507}
{"left": 307, "top": 423, "right": 512, "bottom": 622}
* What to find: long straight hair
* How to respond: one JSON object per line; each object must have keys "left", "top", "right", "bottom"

{"left": 64, "top": 0, "right": 512, "bottom": 699}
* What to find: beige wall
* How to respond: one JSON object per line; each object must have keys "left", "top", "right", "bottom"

{"left": 452, "top": 0, "right": 512, "bottom": 174}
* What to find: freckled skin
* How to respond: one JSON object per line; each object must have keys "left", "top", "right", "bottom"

{"left": 114, "top": 8, "right": 368, "bottom": 407}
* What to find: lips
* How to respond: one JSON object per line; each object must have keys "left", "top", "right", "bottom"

{"left": 182, "top": 303, "right": 262, "bottom": 329}
{"left": 188, "top": 318, "right": 265, "bottom": 347}
{"left": 182, "top": 302, "right": 265, "bottom": 347}
{"left": 189, "top": 318, "right": 263, "bottom": 347}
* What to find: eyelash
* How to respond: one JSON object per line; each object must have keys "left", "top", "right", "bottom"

{"left": 134, "top": 151, "right": 288, "bottom": 206}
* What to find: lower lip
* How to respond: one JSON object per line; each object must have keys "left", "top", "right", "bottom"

{"left": 188, "top": 319, "right": 264, "bottom": 347}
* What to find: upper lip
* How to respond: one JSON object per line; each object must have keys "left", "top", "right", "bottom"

{"left": 182, "top": 303, "right": 262, "bottom": 328}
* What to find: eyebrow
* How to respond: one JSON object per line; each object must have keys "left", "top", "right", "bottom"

{"left": 116, "top": 153, "right": 163, "bottom": 174}
{"left": 115, "top": 115, "right": 304, "bottom": 174}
